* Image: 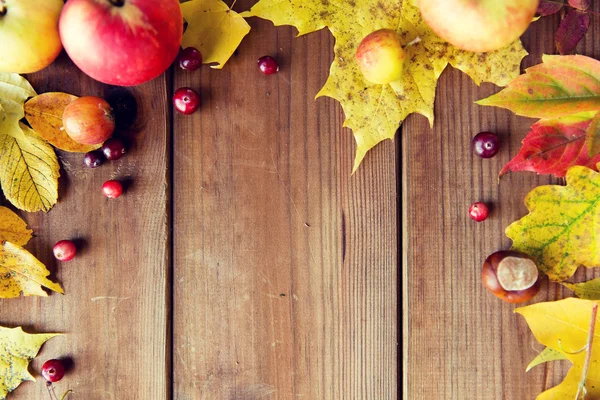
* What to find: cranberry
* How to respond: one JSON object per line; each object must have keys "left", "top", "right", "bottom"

{"left": 102, "top": 138, "right": 126, "bottom": 161}
{"left": 179, "top": 47, "right": 203, "bottom": 71}
{"left": 257, "top": 56, "right": 279, "bottom": 75}
{"left": 83, "top": 150, "right": 104, "bottom": 168}
{"left": 42, "top": 359, "right": 66, "bottom": 383}
{"left": 53, "top": 240, "right": 76, "bottom": 262}
{"left": 469, "top": 202, "right": 489, "bottom": 222}
{"left": 102, "top": 180, "right": 123, "bottom": 199}
{"left": 173, "top": 87, "right": 200, "bottom": 115}
{"left": 472, "top": 132, "right": 500, "bottom": 158}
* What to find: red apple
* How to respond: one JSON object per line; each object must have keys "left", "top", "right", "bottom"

{"left": 59, "top": 0, "right": 182, "bottom": 86}
{"left": 418, "top": 0, "right": 539, "bottom": 52}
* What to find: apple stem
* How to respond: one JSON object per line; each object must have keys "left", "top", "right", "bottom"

{"left": 575, "top": 303, "right": 598, "bottom": 400}
{"left": 0, "top": 0, "right": 6, "bottom": 16}
{"left": 405, "top": 37, "right": 422, "bottom": 48}
{"left": 109, "top": 0, "right": 125, "bottom": 6}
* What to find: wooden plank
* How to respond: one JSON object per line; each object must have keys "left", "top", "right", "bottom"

{"left": 173, "top": 10, "right": 398, "bottom": 400}
{"left": 402, "top": 16, "right": 600, "bottom": 398}
{"left": 0, "top": 55, "right": 171, "bottom": 399}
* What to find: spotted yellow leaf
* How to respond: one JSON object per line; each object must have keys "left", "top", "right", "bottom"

{"left": 562, "top": 277, "right": 600, "bottom": 300}
{"left": 0, "top": 206, "right": 32, "bottom": 246}
{"left": 0, "top": 241, "right": 63, "bottom": 298}
{"left": 24, "top": 92, "right": 100, "bottom": 153}
{"left": 181, "top": 0, "right": 251, "bottom": 69}
{"left": 506, "top": 165, "right": 600, "bottom": 281}
{"left": 526, "top": 347, "right": 569, "bottom": 372}
{"left": 243, "top": 0, "right": 526, "bottom": 170}
{"left": 0, "top": 326, "right": 60, "bottom": 400}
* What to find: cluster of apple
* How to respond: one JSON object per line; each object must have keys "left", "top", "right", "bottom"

{"left": 0, "top": 0, "right": 183, "bottom": 86}
{"left": 354, "top": 0, "right": 539, "bottom": 85}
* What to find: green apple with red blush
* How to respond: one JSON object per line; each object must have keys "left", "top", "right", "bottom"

{"left": 355, "top": 29, "right": 406, "bottom": 85}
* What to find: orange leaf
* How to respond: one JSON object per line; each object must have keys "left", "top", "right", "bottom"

{"left": 477, "top": 55, "right": 600, "bottom": 118}
{"left": 24, "top": 92, "right": 101, "bottom": 153}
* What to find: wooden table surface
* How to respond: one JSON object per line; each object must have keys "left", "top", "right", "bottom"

{"left": 1, "top": 3, "right": 598, "bottom": 399}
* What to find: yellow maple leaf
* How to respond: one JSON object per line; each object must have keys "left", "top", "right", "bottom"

{"left": 0, "top": 206, "right": 32, "bottom": 246}
{"left": 0, "top": 326, "right": 60, "bottom": 400}
{"left": 181, "top": 0, "right": 251, "bottom": 69}
{"left": 24, "top": 92, "right": 101, "bottom": 153}
{"left": 243, "top": 0, "right": 526, "bottom": 170}
{"left": 517, "top": 298, "right": 600, "bottom": 399}
{"left": 506, "top": 165, "right": 600, "bottom": 282}
{"left": 0, "top": 241, "right": 63, "bottom": 298}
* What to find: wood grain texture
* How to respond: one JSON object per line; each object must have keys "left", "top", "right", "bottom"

{"left": 0, "top": 54, "right": 171, "bottom": 399}
{"left": 172, "top": 7, "right": 398, "bottom": 400}
{"left": 403, "top": 14, "right": 600, "bottom": 399}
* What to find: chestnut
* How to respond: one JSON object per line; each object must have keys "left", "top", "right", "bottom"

{"left": 481, "top": 250, "right": 541, "bottom": 303}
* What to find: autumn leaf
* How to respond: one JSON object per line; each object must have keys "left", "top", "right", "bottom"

{"left": 0, "top": 74, "right": 60, "bottom": 212}
{"left": 500, "top": 112, "right": 600, "bottom": 178}
{"left": 537, "top": 1, "right": 564, "bottom": 16}
{"left": 477, "top": 55, "right": 600, "bottom": 119}
{"left": 0, "top": 241, "right": 63, "bottom": 298}
{"left": 0, "top": 326, "right": 59, "bottom": 400}
{"left": 243, "top": 0, "right": 527, "bottom": 170}
{"left": 555, "top": 9, "right": 590, "bottom": 55}
{"left": 516, "top": 298, "right": 600, "bottom": 399}
{"left": 526, "top": 347, "right": 569, "bottom": 372}
{"left": 562, "top": 277, "right": 600, "bottom": 299}
{"left": 587, "top": 111, "right": 600, "bottom": 157}
{"left": 24, "top": 93, "right": 100, "bottom": 153}
{"left": 506, "top": 165, "right": 600, "bottom": 282}
{"left": 180, "top": 0, "right": 250, "bottom": 69}
{"left": 0, "top": 122, "right": 60, "bottom": 212}
{"left": 0, "top": 206, "right": 32, "bottom": 246}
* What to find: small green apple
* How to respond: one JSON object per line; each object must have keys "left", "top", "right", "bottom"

{"left": 0, "top": 0, "right": 63, "bottom": 73}
{"left": 355, "top": 29, "right": 406, "bottom": 85}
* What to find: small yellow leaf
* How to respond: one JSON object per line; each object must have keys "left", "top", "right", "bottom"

{"left": 181, "top": 0, "right": 251, "bottom": 69}
{"left": 0, "top": 326, "right": 59, "bottom": 400}
{"left": 0, "top": 122, "right": 60, "bottom": 212}
{"left": 526, "top": 347, "right": 569, "bottom": 372}
{"left": 517, "top": 298, "right": 600, "bottom": 399}
{"left": 244, "top": 0, "right": 526, "bottom": 169}
{"left": 0, "top": 206, "right": 32, "bottom": 246}
{"left": 0, "top": 241, "right": 63, "bottom": 298}
{"left": 506, "top": 165, "right": 600, "bottom": 281}
{"left": 563, "top": 278, "right": 600, "bottom": 300}
{"left": 24, "top": 93, "right": 101, "bottom": 153}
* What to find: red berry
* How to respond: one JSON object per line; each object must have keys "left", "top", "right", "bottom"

{"left": 42, "top": 359, "right": 66, "bottom": 383}
{"left": 472, "top": 132, "right": 500, "bottom": 158}
{"left": 53, "top": 240, "right": 76, "bottom": 262}
{"left": 179, "top": 47, "right": 203, "bottom": 71}
{"left": 469, "top": 202, "right": 489, "bottom": 222}
{"left": 83, "top": 150, "right": 104, "bottom": 168}
{"left": 257, "top": 56, "right": 279, "bottom": 75}
{"left": 173, "top": 87, "right": 200, "bottom": 115}
{"left": 102, "top": 180, "right": 123, "bottom": 199}
{"left": 102, "top": 138, "right": 127, "bottom": 161}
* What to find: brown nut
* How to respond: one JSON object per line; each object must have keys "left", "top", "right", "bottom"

{"left": 481, "top": 250, "right": 541, "bottom": 303}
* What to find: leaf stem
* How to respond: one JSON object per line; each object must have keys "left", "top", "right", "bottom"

{"left": 576, "top": 303, "right": 598, "bottom": 400}
{"left": 405, "top": 37, "right": 422, "bottom": 48}
{"left": 230, "top": 0, "right": 238, "bottom": 10}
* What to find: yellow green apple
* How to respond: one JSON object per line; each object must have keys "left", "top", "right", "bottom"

{"left": 418, "top": 0, "right": 539, "bottom": 52}
{"left": 0, "top": 0, "right": 63, "bottom": 73}
{"left": 355, "top": 29, "right": 406, "bottom": 85}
